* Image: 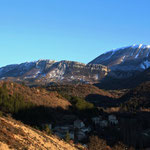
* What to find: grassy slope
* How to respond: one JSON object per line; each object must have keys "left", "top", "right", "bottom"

{"left": 0, "top": 81, "right": 71, "bottom": 110}
{"left": 0, "top": 116, "right": 78, "bottom": 150}
{"left": 46, "top": 84, "right": 113, "bottom": 99}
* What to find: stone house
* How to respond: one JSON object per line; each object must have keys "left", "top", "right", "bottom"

{"left": 100, "top": 120, "right": 108, "bottom": 128}
{"left": 74, "top": 120, "right": 85, "bottom": 129}
{"left": 92, "top": 117, "right": 101, "bottom": 125}
{"left": 108, "top": 115, "right": 118, "bottom": 125}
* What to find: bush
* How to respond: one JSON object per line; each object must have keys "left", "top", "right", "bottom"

{"left": 0, "top": 111, "right": 3, "bottom": 117}
{"left": 44, "top": 124, "right": 52, "bottom": 135}
{"left": 88, "top": 136, "right": 107, "bottom": 150}
{"left": 0, "top": 86, "right": 34, "bottom": 114}
{"left": 65, "top": 132, "right": 70, "bottom": 142}
{"left": 70, "top": 96, "right": 94, "bottom": 111}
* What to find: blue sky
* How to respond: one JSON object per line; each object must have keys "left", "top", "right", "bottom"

{"left": 0, "top": 0, "right": 150, "bottom": 67}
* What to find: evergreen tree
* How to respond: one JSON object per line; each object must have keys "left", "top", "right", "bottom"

{"left": 65, "top": 132, "right": 70, "bottom": 142}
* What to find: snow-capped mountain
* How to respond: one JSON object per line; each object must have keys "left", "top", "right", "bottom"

{"left": 89, "top": 44, "right": 150, "bottom": 71}
{"left": 0, "top": 60, "right": 108, "bottom": 85}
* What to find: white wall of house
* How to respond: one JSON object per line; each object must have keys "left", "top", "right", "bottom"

{"left": 108, "top": 115, "right": 118, "bottom": 125}
{"left": 74, "top": 120, "right": 85, "bottom": 129}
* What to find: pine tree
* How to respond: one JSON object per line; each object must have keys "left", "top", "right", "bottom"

{"left": 65, "top": 132, "right": 70, "bottom": 142}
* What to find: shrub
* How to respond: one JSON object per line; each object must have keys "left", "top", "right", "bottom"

{"left": 88, "top": 136, "right": 107, "bottom": 150}
{"left": 65, "top": 132, "right": 70, "bottom": 142}
{"left": 44, "top": 124, "right": 52, "bottom": 135}
{"left": 70, "top": 96, "right": 94, "bottom": 111}
{"left": 0, "top": 86, "right": 34, "bottom": 114}
{"left": 0, "top": 111, "right": 3, "bottom": 117}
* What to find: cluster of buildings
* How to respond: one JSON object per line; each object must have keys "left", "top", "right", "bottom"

{"left": 45, "top": 114, "right": 119, "bottom": 142}
{"left": 92, "top": 114, "right": 119, "bottom": 127}
{"left": 52, "top": 119, "right": 91, "bottom": 141}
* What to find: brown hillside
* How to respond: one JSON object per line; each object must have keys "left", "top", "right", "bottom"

{"left": 119, "top": 81, "right": 150, "bottom": 109}
{"left": 0, "top": 81, "right": 71, "bottom": 110}
{"left": 0, "top": 116, "right": 78, "bottom": 150}
{"left": 47, "top": 84, "right": 112, "bottom": 99}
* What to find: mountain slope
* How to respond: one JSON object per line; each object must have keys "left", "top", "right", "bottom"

{"left": 0, "top": 81, "right": 71, "bottom": 109}
{"left": 89, "top": 44, "right": 150, "bottom": 71}
{"left": 96, "top": 66, "right": 150, "bottom": 90}
{"left": 119, "top": 81, "right": 150, "bottom": 110}
{"left": 0, "top": 116, "right": 78, "bottom": 150}
{"left": 47, "top": 84, "right": 112, "bottom": 98}
{"left": 0, "top": 60, "right": 108, "bottom": 85}
{"left": 47, "top": 84, "right": 113, "bottom": 105}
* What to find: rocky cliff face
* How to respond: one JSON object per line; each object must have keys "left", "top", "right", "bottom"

{"left": 0, "top": 60, "right": 109, "bottom": 85}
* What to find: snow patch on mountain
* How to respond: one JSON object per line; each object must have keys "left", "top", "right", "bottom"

{"left": 103, "top": 51, "right": 115, "bottom": 61}
{"left": 48, "top": 68, "right": 65, "bottom": 79}
{"left": 89, "top": 44, "right": 150, "bottom": 74}
{"left": 141, "top": 60, "right": 150, "bottom": 69}
{"left": 135, "top": 48, "right": 142, "bottom": 58}
{"left": 121, "top": 56, "right": 126, "bottom": 62}
{"left": 132, "top": 44, "right": 150, "bottom": 49}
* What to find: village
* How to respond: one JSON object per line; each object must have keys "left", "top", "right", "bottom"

{"left": 45, "top": 114, "right": 119, "bottom": 142}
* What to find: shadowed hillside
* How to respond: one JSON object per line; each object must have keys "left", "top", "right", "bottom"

{"left": 119, "top": 81, "right": 150, "bottom": 111}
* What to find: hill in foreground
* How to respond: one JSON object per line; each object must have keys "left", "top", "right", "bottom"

{"left": 0, "top": 116, "right": 78, "bottom": 150}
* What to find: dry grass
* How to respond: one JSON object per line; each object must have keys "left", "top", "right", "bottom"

{"left": 0, "top": 81, "right": 71, "bottom": 110}
{"left": 0, "top": 116, "right": 79, "bottom": 150}
{"left": 47, "top": 84, "right": 113, "bottom": 98}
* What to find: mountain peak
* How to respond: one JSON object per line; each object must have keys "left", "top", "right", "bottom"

{"left": 131, "top": 44, "right": 150, "bottom": 49}
{"left": 89, "top": 44, "right": 150, "bottom": 71}
{"left": 108, "top": 44, "right": 150, "bottom": 53}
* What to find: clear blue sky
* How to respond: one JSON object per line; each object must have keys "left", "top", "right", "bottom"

{"left": 0, "top": 0, "right": 150, "bottom": 67}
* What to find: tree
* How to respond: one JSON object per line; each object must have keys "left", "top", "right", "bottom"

{"left": 65, "top": 132, "right": 70, "bottom": 142}
{"left": 44, "top": 124, "right": 52, "bottom": 135}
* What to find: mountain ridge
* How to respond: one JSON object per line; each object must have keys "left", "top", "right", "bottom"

{"left": 89, "top": 44, "right": 150, "bottom": 71}
{"left": 0, "top": 60, "right": 109, "bottom": 85}
{"left": 1, "top": 44, "right": 150, "bottom": 86}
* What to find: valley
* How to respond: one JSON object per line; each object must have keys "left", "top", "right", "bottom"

{"left": 1, "top": 45, "right": 150, "bottom": 149}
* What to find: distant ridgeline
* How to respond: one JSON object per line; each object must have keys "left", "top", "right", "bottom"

{"left": 0, "top": 45, "right": 150, "bottom": 89}
{"left": 0, "top": 60, "right": 108, "bottom": 85}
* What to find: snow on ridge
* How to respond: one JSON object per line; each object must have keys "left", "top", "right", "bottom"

{"left": 132, "top": 44, "right": 150, "bottom": 49}
{"left": 132, "top": 44, "right": 141, "bottom": 49}
{"left": 132, "top": 44, "right": 144, "bottom": 49}
{"left": 139, "top": 44, "right": 143, "bottom": 49}
{"left": 135, "top": 48, "right": 142, "bottom": 58}
{"left": 140, "top": 60, "right": 150, "bottom": 69}
{"left": 103, "top": 44, "right": 150, "bottom": 59}
{"left": 103, "top": 46, "right": 130, "bottom": 55}
{"left": 140, "top": 64, "right": 145, "bottom": 69}
{"left": 133, "top": 44, "right": 150, "bottom": 58}
{"left": 144, "top": 60, "right": 150, "bottom": 69}
{"left": 141, "top": 44, "right": 150, "bottom": 49}
{"left": 102, "top": 51, "right": 115, "bottom": 61}
{"left": 120, "top": 56, "right": 126, "bottom": 62}
{"left": 97, "top": 46, "right": 130, "bottom": 62}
